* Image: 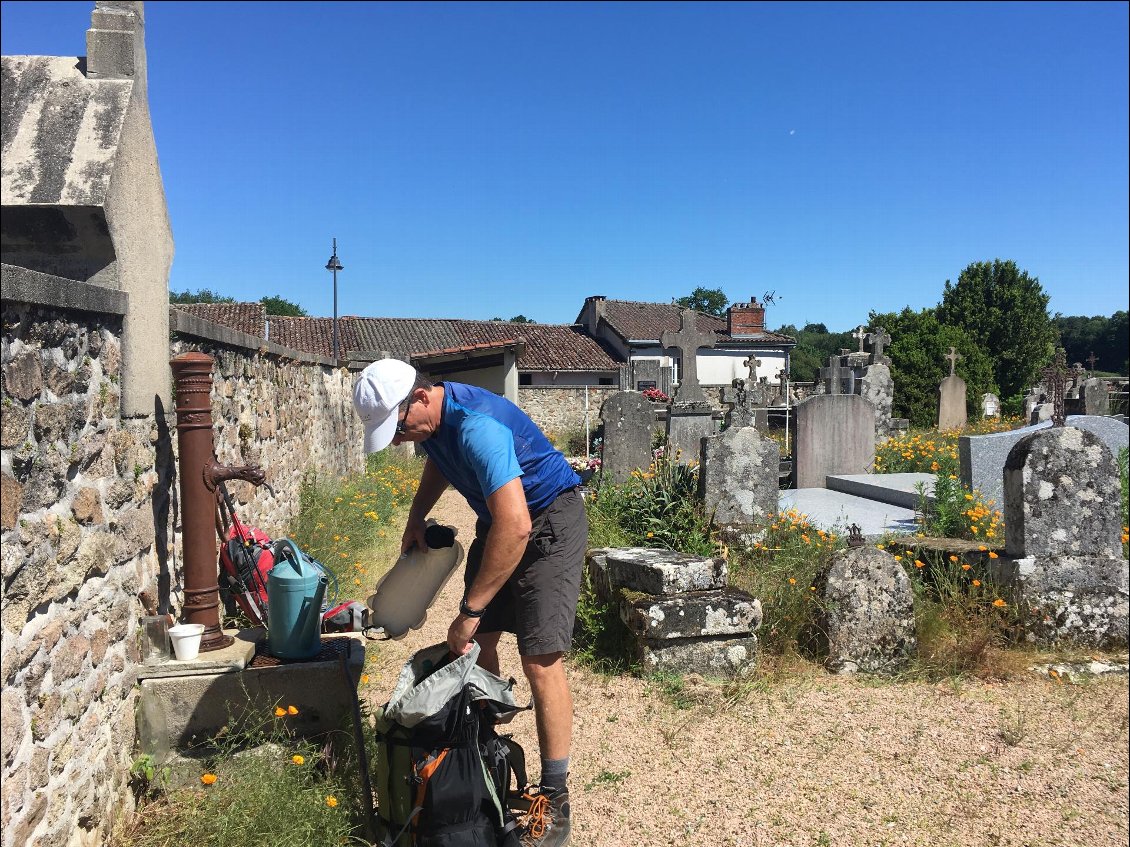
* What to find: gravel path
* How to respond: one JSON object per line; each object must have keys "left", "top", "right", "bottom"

{"left": 364, "top": 490, "right": 1130, "bottom": 847}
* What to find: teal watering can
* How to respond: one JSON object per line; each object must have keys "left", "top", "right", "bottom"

{"left": 267, "top": 539, "right": 328, "bottom": 660}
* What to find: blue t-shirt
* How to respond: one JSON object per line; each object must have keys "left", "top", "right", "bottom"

{"left": 421, "top": 382, "right": 580, "bottom": 521}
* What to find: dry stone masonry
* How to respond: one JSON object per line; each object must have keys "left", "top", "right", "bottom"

{"left": 587, "top": 548, "right": 761, "bottom": 676}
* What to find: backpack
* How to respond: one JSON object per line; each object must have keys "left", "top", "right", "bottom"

{"left": 218, "top": 521, "right": 274, "bottom": 627}
{"left": 374, "top": 642, "right": 528, "bottom": 847}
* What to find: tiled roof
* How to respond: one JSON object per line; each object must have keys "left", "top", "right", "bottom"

{"left": 589, "top": 299, "right": 795, "bottom": 345}
{"left": 350, "top": 319, "right": 621, "bottom": 371}
{"left": 173, "top": 303, "right": 267, "bottom": 337}
{"left": 268, "top": 317, "right": 361, "bottom": 358}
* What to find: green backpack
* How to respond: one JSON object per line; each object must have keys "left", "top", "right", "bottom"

{"left": 374, "top": 643, "right": 528, "bottom": 847}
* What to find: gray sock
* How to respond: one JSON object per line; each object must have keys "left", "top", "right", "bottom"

{"left": 540, "top": 756, "right": 569, "bottom": 792}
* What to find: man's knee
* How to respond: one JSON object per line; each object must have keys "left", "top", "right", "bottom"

{"left": 520, "top": 651, "right": 565, "bottom": 685}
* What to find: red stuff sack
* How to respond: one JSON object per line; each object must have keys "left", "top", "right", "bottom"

{"left": 218, "top": 523, "right": 274, "bottom": 627}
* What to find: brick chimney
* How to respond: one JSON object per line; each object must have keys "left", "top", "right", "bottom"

{"left": 728, "top": 296, "right": 765, "bottom": 337}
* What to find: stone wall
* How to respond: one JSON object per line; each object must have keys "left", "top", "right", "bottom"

{"left": 1, "top": 297, "right": 363, "bottom": 847}
{"left": 518, "top": 386, "right": 622, "bottom": 446}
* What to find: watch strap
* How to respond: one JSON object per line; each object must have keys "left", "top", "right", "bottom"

{"left": 459, "top": 598, "right": 486, "bottom": 618}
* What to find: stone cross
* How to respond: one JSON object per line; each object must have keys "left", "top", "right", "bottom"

{"left": 866, "top": 327, "right": 892, "bottom": 363}
{"left": 853, "top": 325, "right": 867, "bottom": 353}
{"left": 743, "top": 355, "right": 761, "bottom": 383}
{"left": 820, "top": 354, "right": 846, "bottom": 395}
{"left": 1086, "top": 352, "right": 1098, "bottom": 374}
{"left": 660, "top": 308, "right": 716, "bottom": 405}
{"left": 944, "top": 346, "right": 961, "bottom": 377}
{"left": 1040, "top": 348, "right": 1084, "bottom": 427}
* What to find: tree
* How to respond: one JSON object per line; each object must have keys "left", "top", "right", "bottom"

{"left": 869, "top": 307, "right": 997, "bottom": 428}
{"left": 675, "top": 287, "right": 729, "bottom": 317}
{"left": 489, "top": 315, "right": 536, "bottom": 323}
{"left": 935, "top": 260, "right": 1057, "bottom": 399}
{"left": 169, "top": 288, "right": 235, "bottom": 304}
{"left": 775, "top": 323, "right": 854, "bottom": 382}
{"left": 260, "top": 295, "right": 307, "bottom": 316}
{"left": 1055, "top": 311, "right": 1129, "bottom": 375}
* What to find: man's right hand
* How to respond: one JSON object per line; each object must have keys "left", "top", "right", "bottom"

{"left": 400, "top": 516, "right": 428, "bottom": 555}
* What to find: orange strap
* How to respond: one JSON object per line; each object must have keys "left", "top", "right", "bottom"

{"left": 520, "top": 790, "right": 550, "bottom": 840}
{"left": 413, "top": 749, "right": 450, "bottom": 813}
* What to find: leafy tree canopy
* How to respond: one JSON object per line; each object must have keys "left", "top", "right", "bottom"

{"left": 936, "top": 259, "right": 1057, "bottom": 399}
{"left": 260, "top": 295, "right": 307, "bottom": 316}
{"left": 774, "top": 322, "right": 854, "bottom": 383}
{"left": 869, "top": 307, "right": 997, "bottom": 428}
{"left": 169, "top": 288, "right": 235, "bottom": 304}
{"left": 490, "top": 315, "right": 536, "bottom": 323}
{"left": 675, "top": 287, "right": 729, "bottom": 318}
{"left": 1054, "top": 310, "right": 1128, "bottom": 375}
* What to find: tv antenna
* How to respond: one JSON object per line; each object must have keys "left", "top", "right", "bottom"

{"left": 763, "top": 290, "right": 779, "bottom": 305}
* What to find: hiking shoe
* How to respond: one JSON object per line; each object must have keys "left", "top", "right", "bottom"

{"left": 518, "top": 785, "right": 570, "bottom": 847}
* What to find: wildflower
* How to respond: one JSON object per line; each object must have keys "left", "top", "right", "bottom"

{"left": 201, "top": 773, "right": 218, "bottom": 785}
{"left": 988, "top": 551, "right": 999, "bottom": 559}
{"left": 978, "top": 545, "right": 987, "bottom": 552}
{"left": 914, "top": 560, "right": 925, "bottom": 569}
{"left": 992, "top": 598, "right": 1007, "bottom": 608}
{"left": 961, "top": 563, "right": 972, "bottom": 571}
{"left": 361, "top": 673, "right": 370, "bottom": 684}
{"left": 292, "top": 755, "right": 305, "bottom": 766}
{"left": 788, "top": 578, "right": 797, "bottom": 585}
{"left": 949, "top": 555, "right": 958, "bottom": 563}
{"left": 972, "top": 579, "right": 982, "bottom": 587}
{"left": 275, "top": 707, "right": 286, "bottom": 717}
{"left": 287, "top": 705, "right": 299, "bottom": 715}
{"left": 894, "top": 556, "right": 902, "bottom": 562}
{"left": 326, "top": 796, "right": 339, "bottom": 808}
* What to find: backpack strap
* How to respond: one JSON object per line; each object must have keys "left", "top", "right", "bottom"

{"left": 379, "top": 805, "right": 422, "bottom": 847}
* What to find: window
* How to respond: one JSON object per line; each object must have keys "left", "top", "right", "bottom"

{"left": 519, "top": 374, "right": 532, "bottom": 386}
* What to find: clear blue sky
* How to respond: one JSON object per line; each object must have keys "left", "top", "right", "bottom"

{"left": 3, "top": 1, "right": 1127, "bottom": 330}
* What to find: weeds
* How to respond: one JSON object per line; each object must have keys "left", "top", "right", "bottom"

{"left": 918, "top": 473, "right": 1003, "bottom": 541}
{"left": 873, "top": 417, "right": 1024, "bottom": 475}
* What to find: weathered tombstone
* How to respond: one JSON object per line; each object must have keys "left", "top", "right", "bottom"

{"left": 1023, "top": 389, "right": 1043, "bottom": 423}
{"left": 698, "top": 426, "right": 780, "bottom": 530}
{"left": 599, "top": 392, "right": 654, "bottom": 484}
{"left": 820, "top": 354, "right": 855, "bottom": 395}
{"left": 586, "top": 548, "right": 761, "bottom": 675}
{"left": 1083, "top": 378, "right": 1109, "bottom": 416}
{"left": 1031, "top": 403, "right": 1053, "bottom": 425}
{"left": 959, "top": 415, "right": 1129, "bottom": 509}
{"left": 866, "top": 327, "right": 892, "bottom": 366}
{"left": 937, "top": 347, "right": 967, "bottom": 430}
{"left": 860, "top": 363, "right": 894, "bottom": 439}
{"left": 632, "top": 359, "right": 660, "bottom": 392}
{"left": 794, "top": 395, "right": 876, "bottom": 488}
{"left": 660, "top": 308, "right": 715, "bottom": 406}
{"left": 661, "top": 308, "right": 716, "bottom": 464}
{"left": 981, "top": 392, "right": 1001, "bottom": 418}
{"left": 815, "top": 541, "right": 917, "bottom": 674}
{"left": 721, "top": 378, "right": 767, "bottom": 430}
{"left": 998, "top": 427, "right": 1128, "bottom": 646}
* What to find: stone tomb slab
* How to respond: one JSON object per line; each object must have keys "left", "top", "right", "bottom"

{"left": 599, "top": 547, "right": 728, "bottom": 596}
{"left": 825, "top": 473, "right": 935, "bottom": 511}
{"left": 778, "top": 489, "right": 919, "bottom": 539}
{"left": 620, "top": 589, "right": 762, "bottom": 640}
{"left": 959, "top": 414, "right": 1128, "bottom": 509}
{"left": 637, "top": 634, "right": 759, "bottom": 676}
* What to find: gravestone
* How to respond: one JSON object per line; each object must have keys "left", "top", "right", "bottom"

{"left": 587, "top": 548, "right": 760, "bottom": 675}
{"left": 866, "top": 327, "right": 892, "bottom": 366}
{"left": 698, "top": 426, "right": 780, "bottom": 530}
{"left": 795, "top": 395, "right": 876, "bottom": 488}
{"left": 981, "top": 393, "right": 1001, "bottom": 418}
{"left": 937, "top": 347, "right": 967, "bottom": 430}
{"left": 1031, "top": 403, "right": 1053, "bottom": 424}
{"left": 721, "top": 378, "right": 767, "bottom": 430}
{"left": 815, "top": 545, "right": 917, "bottom": 674}
{"left": 860, "top": 363, "right": 894, "bottom": 439}
{"left": 960, "top": 415, "right": 1129, "bottom": 509}
{"left": 998, "top": 427, "right": 1128, "bottom": 646}
{"left": 820, "top": 354, "right": 854, "bottom": 395}
{"left": 599, "top": 392, "right": 654, "bottom": 484}
{"left": 1083, "top": 378, "right": 1109, "bottom": 416}
{"left": 666, "top": 409, "right": 716, "bottom": 465}
{"left": 660, "top": 308, "right": 715, "bottom": 406}
{"left": 1023, "top": 389, "right": 1043, "bottom": 423}
{"left": 632, "top": 359, "right": 660, "bottom": 392}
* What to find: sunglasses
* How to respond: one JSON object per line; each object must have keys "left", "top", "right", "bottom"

{"left": 394, "top": 394, "right": 415, "bottom": 435}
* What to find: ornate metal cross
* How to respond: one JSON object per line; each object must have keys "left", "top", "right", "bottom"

{"left": 1040, "top": 347, "right": 1085, "bottom": 427}
{"left": 660, "top": 308, "right": 716, "bottom": 405}
{"left": 944, "top": 346, "right": 961, "bottom": 377}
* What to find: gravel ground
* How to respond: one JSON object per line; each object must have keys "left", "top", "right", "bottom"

{"left": 364, "top": 490, "right": 1130, "bottom": 847}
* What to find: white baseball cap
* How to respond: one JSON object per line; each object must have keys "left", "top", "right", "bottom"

{"left": 353, "top": 359, "right": 417, "bottom": 453}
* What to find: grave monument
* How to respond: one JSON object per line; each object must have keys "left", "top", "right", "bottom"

{"left": 937, "top": 346, "right": 967, "bottom": 430}
{"left": 661, "top": 308, "right": 717, "bottom": 464}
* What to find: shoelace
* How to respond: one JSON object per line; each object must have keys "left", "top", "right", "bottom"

{"left": 519, "top": 789, "right": 551, "bottom": 840}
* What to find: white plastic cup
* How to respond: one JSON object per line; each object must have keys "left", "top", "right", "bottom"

{"left": 168, "top": 623, "right": 205, "bottom": 661}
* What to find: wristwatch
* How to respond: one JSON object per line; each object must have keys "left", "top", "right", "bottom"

{"left": 459, "top": 598, "right": 486, "bottom": 619}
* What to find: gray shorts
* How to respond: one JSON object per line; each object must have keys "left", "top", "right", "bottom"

{"left": 464, "top": 487, "right": 588, "bottom": 656}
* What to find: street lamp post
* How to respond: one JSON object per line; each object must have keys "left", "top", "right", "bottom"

{"left": 326, "top": 239, "right": 344, "bottom": 360}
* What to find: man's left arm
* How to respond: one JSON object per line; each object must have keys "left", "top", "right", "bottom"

{"left": 446, "top": 478, "right": 531, "bottom": 654}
